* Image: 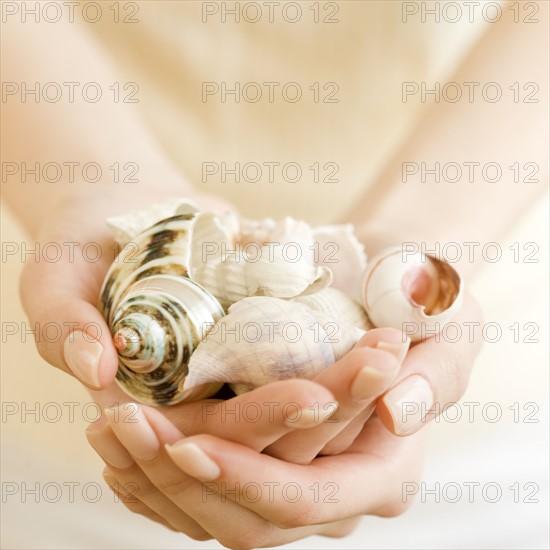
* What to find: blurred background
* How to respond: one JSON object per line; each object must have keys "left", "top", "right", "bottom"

{"left": 1, "top": 1, "right": 548, "bottom": 548}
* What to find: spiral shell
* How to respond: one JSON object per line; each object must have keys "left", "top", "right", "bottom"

{"left": 99, "top": 213, "right": 225, "bottom": 406}
{"left": 107, "top": 198, "right": 199, "bottom": 246}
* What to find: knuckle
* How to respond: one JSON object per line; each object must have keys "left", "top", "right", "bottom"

{"left": 154, "top": 476, "right": 193, "bottom": 496}
{"left": 276, "top": 504, "right": 320, "bottom": 529}
{"left": 186, "top": 530, "right": 212, "bottom": 542}
{"left": 319, "top": 439, "right": 354, "bottom": 456}
{"left": 376, "top": 497, "right": 412, "bottom": 518}
{"left": 218, "top": 527, "right": 273, "bottom": 550}
{"left": 322, "top": 517, "right": 361, "bottom": 538}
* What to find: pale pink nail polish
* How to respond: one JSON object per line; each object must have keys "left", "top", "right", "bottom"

{"left": 105, "top": 404, "right": 160, "bottom": 462}
{"left": 86, "top": 422, "right": 134, "bottom": 470}
{"left": 376, "top": 337, "right": 411, "bottom": 364}
{"left": 350, "top": 366, "right": 392, "bottom": 401}
{"left": 165, "top": 443, "right": 220, "bottom": 482}
{"left": 63, "top": 331, "right": 102, "bottom": 388}
{"left": 382, "top": 375, "right": 433, "bottom": 436}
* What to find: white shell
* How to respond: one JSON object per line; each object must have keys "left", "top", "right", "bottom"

{"left": 363, "top": 247, "right": 463, "bottom": 342}
{"left": 312, "top": 224, "right": 367, "bottom": 303}
{"left": 193, "top": 237, "right": 333, "bottom": 310}
{"left": 184, "top": 297, "right": 366, "bottom": 391}
{"left": 293, "top": 288, "right": 372, "bottom": 331}
{"left": 107, "top": 198, "right": 198, "bottom": 246}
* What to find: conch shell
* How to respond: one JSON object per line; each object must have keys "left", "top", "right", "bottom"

{"left": 293, "top": 288, "right": 371, "bottom": 332}
{"left": 184, "top": 297, "right": 366, "bottom": 393}
{"left": 363, "top": 247, "right": 463, "bottom": 342}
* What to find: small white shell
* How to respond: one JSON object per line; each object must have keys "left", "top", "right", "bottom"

{"left": 363, "top": 247, "right": 463, "bottom": 341}
{"left": 193, "top": 241, "right": 333, "bottom": 310}
{"left": 183, "top": 297, "right": 366, "bottom": 392}
{"left": 107, "top": 198, "right": 198, "bottom": 246}
{"left": 312, "top": 224, "right": 367, "bottom": 303}
{"left": 293, "top": 288, "right": 372, "bottom": 331}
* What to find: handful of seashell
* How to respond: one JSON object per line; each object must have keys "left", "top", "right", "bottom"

{"left": 99, "top": 199, "right": 463, "bottom": 406}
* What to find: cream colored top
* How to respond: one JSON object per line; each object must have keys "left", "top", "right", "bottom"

{"left": 86, "top": 0, "right": 489, "bottom": 223}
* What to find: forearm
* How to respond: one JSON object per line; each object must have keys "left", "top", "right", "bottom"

{"left": 344, "top": 2, "right": 548, "bottom": 275}
{"left": 1, "top": 18, "right": 195, "bottom": 238}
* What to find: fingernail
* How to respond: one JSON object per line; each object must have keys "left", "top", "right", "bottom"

{"left": 63, "top": 331, "right": 102, "bottom": 388}
{"left": 351, "top": 366, "right": 393, "bottom": 401}
{"left": 104, "top": 404, "right": 160, "bottom": 462}
{"left": 376, "top": 337, "right": 411, "bottom": 364}
{"left": 382, "top": 375, "right": 433, "bottom": 436}
{"left": 284, "top": 403, "right": 338, "bottom": 428}
{"left": 86, "top": 413, "right": 108, "bottom": 432}
{"left": 165, "top": 443, "right": 220, "bottom": 482}
{"left": 86, "top": 421, "right": 134, "bottom": 470}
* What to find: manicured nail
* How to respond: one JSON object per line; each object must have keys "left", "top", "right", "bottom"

{"left": 86, "top": 413, "right": 108, "bottom": 432}
{"left": 63, "top": 331, "right": 102, "bottom": 388}
{"left": 376, "top": 337, "right": 411, "bottom": 364}
{"left": 165, "top": 443, "right": 220, "bottom": 482}
{"left": 382, "top": 375, "right": 433, "bottom": 436}
{"left": 284, "top": 403, "right": 338, "bottom": 428}
{"left": 86, "top": 420, "right": 134, "bottom": 470}
{"left": 104, "top": 404, "right": 160, "bottom": 462}
{"left": 351, "top": 366, "right": 393, "bottom": 401}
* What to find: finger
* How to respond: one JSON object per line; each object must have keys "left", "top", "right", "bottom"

{"left": 103, "top": 468, "right": 178, "bottom": 532}
{"left": 102, "top": 402, "right": 284, "bottom": 548}
{"left": 318, "top": 405, "right": 374, "bottom": 456}
{"left": 165, "top": 423, "right": 422, "bottom": 528}
{"left": 164, "top": 379, "right": 337, "bottom": 452}
{"left": 20, "top": 243, "right": 118, "bottom": 390}
{"left": 105, "top": 403, "right": 344, "bottom": 549}
{"left": 265, "top": 329, "right": 409, "bottom": 463}
{"left": 86, "top": 412, "right": 209, "bottom": 539}
{"left": 377, "top": 291, "right": 483, "bottom": 436}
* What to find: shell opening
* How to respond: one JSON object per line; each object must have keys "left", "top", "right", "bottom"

{"left": 401, "top": 255, "right": 461, "bottom": 316}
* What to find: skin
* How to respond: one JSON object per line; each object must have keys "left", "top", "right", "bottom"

{"left": 2, "top": 1, "right": 546, "bottom": 546}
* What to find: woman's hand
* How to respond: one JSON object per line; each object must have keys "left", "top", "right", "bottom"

{"left": 18, "top": 185, "right": 233, "bottom": 392}
{"left": 87, "top": 292, "right": 483, "bottom": 546}
{"left": 91, "top": 401, "right": 426, "bottom": 549}
{"left": 19, "top": 184, "right": 415, "bottom": 462}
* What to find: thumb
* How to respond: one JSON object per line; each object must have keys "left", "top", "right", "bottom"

{"left": 376, "top": 291, "right": 483, "bottom": 436}
{"left": 19, "top": 246, "right": 119, "bottom": 390}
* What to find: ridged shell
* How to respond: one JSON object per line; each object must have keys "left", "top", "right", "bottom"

{"left": 191, "top": 219, "right": 332, "bottom": 308}
{"left": 183, "top": 297, "right": 366, "bottom": 392}
{"left": 293, "top": 288, "right": 372, "bottom": 331}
